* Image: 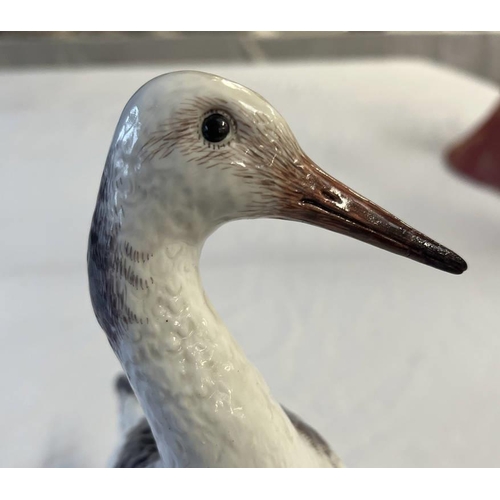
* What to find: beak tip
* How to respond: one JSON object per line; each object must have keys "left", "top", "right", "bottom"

{"left": 442, "top": 252, "right": 467, "bottom": 275}
{"left": 413, "top": 241, "right": 467, "bottom": 275}
{"left": 453, "top": 257, "right": 468, "bottom": 275}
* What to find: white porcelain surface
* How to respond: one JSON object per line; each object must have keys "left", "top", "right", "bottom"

{"left": 1, "top": 60, "right": 499, "bottom": 467}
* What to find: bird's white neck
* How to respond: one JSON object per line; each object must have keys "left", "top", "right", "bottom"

{"left": 115, "top": 236, "right": 320, "bottom": 467}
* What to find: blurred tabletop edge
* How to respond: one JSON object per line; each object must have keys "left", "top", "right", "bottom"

{"left": 0, "top": 32, "right": 499, "bottom": 86}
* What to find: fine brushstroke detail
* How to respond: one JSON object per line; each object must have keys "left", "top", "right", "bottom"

{"left": 88, "top": 70, "right": 465, "bottom": 468}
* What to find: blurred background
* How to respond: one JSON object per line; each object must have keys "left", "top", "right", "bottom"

{"left": 1, "top": 31, "right": 500, "bottom": 468}
{"left": 0, "top": 31, "right": 499, "bottom": 82}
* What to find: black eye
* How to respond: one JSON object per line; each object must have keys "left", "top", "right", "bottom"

{"left": 201, "top": 113, "right": 230, "bottom": 143}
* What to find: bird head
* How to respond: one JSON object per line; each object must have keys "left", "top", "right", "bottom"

{"left": 99, "top": 70, "right": 466, "bottom": 274}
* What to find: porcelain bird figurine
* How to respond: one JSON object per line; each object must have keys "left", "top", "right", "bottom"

{"left": 88, "top": 71, "right": 467, "bottom": 468}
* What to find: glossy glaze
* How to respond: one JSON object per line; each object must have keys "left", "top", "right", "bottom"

{"left": 88, "top": 71, "right": 466, "bottom": 467}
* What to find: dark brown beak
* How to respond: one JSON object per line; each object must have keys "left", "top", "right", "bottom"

{"left": 279, "top": 156, "right": 467, "bottom": 275}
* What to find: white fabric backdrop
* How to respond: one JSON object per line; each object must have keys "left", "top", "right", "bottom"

{"left": 1, "top": 59, "right": 499, "bottom": 467}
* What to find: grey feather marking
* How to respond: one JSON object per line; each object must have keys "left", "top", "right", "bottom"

{"left": 115, "top": 373, "right": 134, "bottom": 395}
{"left": 281, "top": 406, "right": 342, "bottom": 467}
{"left": 114, "top": 418, "right": 161, "bottom": 468}
{"left": 113, "top": 374, "right": 342, "bottom": 467}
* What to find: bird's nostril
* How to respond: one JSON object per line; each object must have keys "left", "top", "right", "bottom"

{"left": 322, "top": 190, "right": 342, "bottom": 205}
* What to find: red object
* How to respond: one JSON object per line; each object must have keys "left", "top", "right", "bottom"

{"left": 446, "top": 102, "right": 500, "bottom": 191}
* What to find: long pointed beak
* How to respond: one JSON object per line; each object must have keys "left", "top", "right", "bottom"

{"left": 278, "top": 156, "right": 467, "bottom": 275}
